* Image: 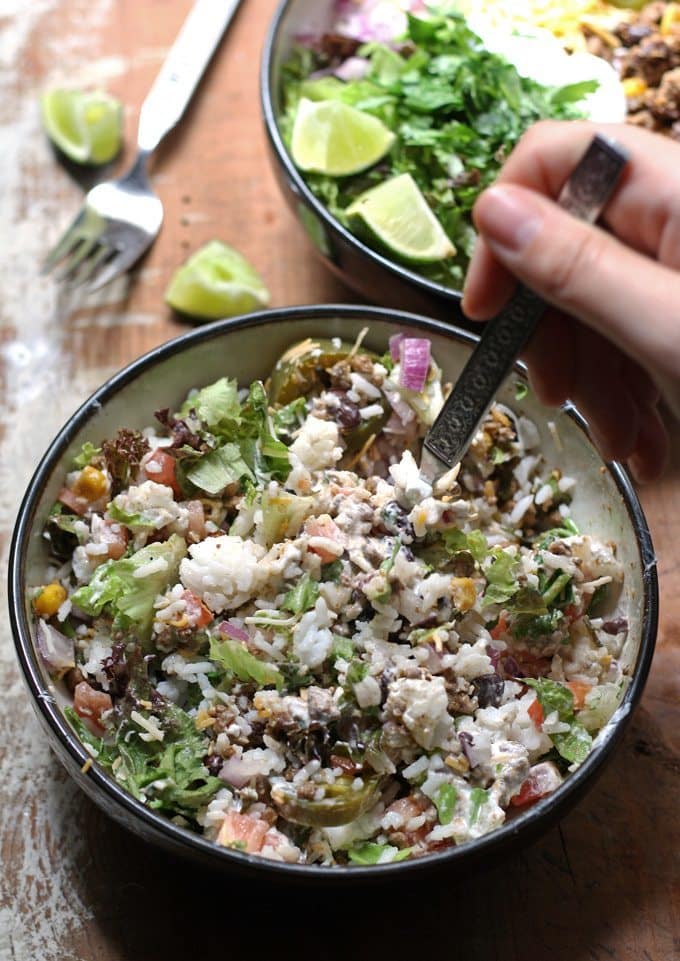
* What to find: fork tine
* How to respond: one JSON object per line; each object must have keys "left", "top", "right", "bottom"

{"left": 83, "top": 247, "right": 141, "bottom": 294}
{"left": 42, "top": 220, "right": 83, "bottom": 274}
{"left": 55, "top": 237, "right": 102, "bottom": 284}
{"left": 68, "top": 244, "right": 112, "bottom": 289}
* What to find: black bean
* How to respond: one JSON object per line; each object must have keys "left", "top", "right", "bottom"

{"left": 204, "top": 754, "right": 223, "bottom": 776}
{"left": 473, "top": 673, "right": 505, "bottom": 709}
{"left": 327, "top": 389, "right": 361, "bottom": 430}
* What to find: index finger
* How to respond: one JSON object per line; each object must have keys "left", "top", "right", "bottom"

{"left": 495, "top": 120, "right": 680, "bottom": 263}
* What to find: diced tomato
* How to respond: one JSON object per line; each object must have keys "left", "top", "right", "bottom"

{"left": 566, "top": 680, "right": 592, "bottom": 711}
{"left": 58, "top": 487, "right": 89, "bottom": 516}
{"left": 564, "top": 604, "right": 583, "bottom": 625}
{"left": 182, "top": 590, "right": 213, "bottom": 628}
{"left": 528, "top": 696, "right": 544, "bottom": 728}
{"left": 99, "top": 519, "right": 129, "bottom": 559}
{"left": 304, "top": 514, "right": 345, "bottom": 563}
{"left": 490, "top": 612, "right": 508, "bottom": 640}
{"left": 514, "top": 650, "right": 553, "bottom": 677}
{"left": 217, "top": 811, "right": 269, "bottom": 853}
{"left": 73, "top": 681, "right": 112, "bottom": 734}
{"left": 511, "top": 762, "right": 562, "bottom": 808}
{"left": 143, "top": 448, "right": 181, "bottom": 497}
{"left": 186, "top": 500, "right": 206, "bottom": 540}
{"left": 383, "top": 796, "right": 434, "bottom": 846}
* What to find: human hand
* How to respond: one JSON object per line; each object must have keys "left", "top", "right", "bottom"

{"left": 462, "top": 120, "right": 680, "bottom": 483}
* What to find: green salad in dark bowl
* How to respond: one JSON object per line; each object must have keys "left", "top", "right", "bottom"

{"left": 262, "top": 0, "right": 622, "bottom": 317}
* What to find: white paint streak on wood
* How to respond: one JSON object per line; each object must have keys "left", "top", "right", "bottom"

{"left": 0, "top": 3, "right": 135, "bottom": 959}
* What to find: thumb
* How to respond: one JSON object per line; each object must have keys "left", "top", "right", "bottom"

{"left": 471, "top": 184, "right": 680, "bottom": 405}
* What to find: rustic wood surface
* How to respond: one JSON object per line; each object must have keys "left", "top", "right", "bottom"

{"left": 0, "top": 2, "right": 678, "bottom": 959}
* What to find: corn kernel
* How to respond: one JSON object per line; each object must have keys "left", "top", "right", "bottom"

{"left": 34, "top": 582, "right": 67, "bottom": 617}
{"left": 72, "top": 465, "right": 108, "bottom": 501}
{"left": 445, "top": 753, "right": 470, "bottom": 774}
{"left": 451, "top": 577, "right": 477, "bottom": 613}
{"left": 661, "top": 3, "right": 680, "bottom": 35}
{"left": 622, "top": 77, "right": 647, "bottom": 98}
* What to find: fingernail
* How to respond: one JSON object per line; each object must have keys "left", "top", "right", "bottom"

{"left": 474, "top": 186, "right": 544, "bottom": 252}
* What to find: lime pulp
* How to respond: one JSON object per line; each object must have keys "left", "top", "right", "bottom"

{"left": 290, "top": 97, "right": 395, "bottom": 177}
{"left": 165, "top": 241, "right": 270, "bottom": 321}
{"left": 40, "top": 88, "right": 123, "bottom": 165}
{"left": 346, "top": 173, "right": 456, "bottom": 264}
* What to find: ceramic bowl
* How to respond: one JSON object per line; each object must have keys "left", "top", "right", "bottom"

{"left": 261, "top": 0, "right": 469, "bottom": 322}
{"left": 9, "top": 305, "right": 658, "bottom": 881}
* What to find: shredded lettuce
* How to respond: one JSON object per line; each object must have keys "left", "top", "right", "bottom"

{"left": 71, "top": 534, "right": 186, "bottom": 640}
{"left": 180, "top": 377, "right": 241, "bottom": 433}
{"left": 469, "top": 787, "right": 489, "bottom": 825}
{"left": 72, "top": 441, "right": 101, "bottom": 468}
{"left": 183, "top": 442, "right": 253, "bottom": 495}
{"left": 482, "top": 548, "right": 520, "bottom": 606}
{"left": 525, "top": 678, "right": 592, "bottom": 765}
{"left": 442, "top": 528, "right": 488, "bottom": 563}
{"left": 348, "top": 842, "right": 412, "bottom": 864}
{"left": 261, "top": 489, "right": 314, "bottom": 547}
{"left": 281, "top": 573, "right": 320, "bottom": 615}
{"left": 209, "top": 635, "right": 283, "bottom": 691}
{"left": 176, "top": 379, "right": 290, "bottom": 495}
{"left": 434, "top": 782, "right": 457, "bottom": 825}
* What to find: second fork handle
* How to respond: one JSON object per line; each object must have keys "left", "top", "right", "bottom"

{"left": 137, "top": 0, "right": 243, "bottom": 154}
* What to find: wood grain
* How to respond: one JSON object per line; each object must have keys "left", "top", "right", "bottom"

{"left": 0, "top": 2, "right": 677, "bottom": 959}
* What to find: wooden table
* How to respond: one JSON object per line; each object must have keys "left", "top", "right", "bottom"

{"left": 0, "top": 2, "right": 677, "bottom": 958}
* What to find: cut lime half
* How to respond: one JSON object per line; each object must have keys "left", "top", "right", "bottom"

{"left": 347, "top": 173, "right": 456, "bottom": 265}
{"left": 40, "top": 88, "right": 123, "bottom": 165}
{"left": 165, "top": 241, "right": 270, "bottom": 321}
{"left": 290, "top": 98, "right": 395, "bottom": 177}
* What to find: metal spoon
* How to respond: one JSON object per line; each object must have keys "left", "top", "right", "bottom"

{"left": 420, "top": 133, "right": 629, "bottom": 486}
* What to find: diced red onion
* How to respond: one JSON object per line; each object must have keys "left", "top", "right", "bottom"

{"left": 389, "top": 333, "right": 404, "bottom": 362}
{"left": 220, "top": 754, "right": 264, "bottom": 789}
{"left": 36, "top": 619, "right": 75, "bottom": 673}
{"left": 502, "top": 655, "right": 523, "bottom": 678}
{"left": 486, "top": 644, "right": 501, "bottom": 671}
{"left": 219, "top": 620, "right": 249, "bottom": 643}
{"left": 458, "top": 731, "right": 476, "bottom": 766}
{"left": 398, "top": 337, "right": 431, "bottom": 393}
{"left": 334, "top": 56, "right": 371, "bottom": 82}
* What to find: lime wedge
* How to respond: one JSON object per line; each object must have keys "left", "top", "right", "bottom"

{"left": 291, "top": 98, "right": 395, "bottom": 177}
{"left": 346, "top": 173, "right": 456, "bottom": 264}
{"left": 40, "top": 89, "right": 123, "bottom": 165}
{"left": 165, "top": 241, "right": 270, "bottom": 321}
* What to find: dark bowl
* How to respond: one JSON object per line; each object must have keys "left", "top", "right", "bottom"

{"left": 260, "top": 0, "right": 469, "bottom": 323}
{"left": 9, "top": 305, "right": 658, "bottom": 882}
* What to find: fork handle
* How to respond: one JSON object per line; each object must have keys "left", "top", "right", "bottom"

{"left": 137, "top": 0, "right": 243, "bottom": 153}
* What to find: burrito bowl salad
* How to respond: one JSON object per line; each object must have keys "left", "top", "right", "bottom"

{"left": 32, "top": 333, "right": 631, "bottom": 867}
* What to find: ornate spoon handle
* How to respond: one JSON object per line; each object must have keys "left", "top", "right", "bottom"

{"left": 421, "top": 134, "right": 629, "bottom": 482}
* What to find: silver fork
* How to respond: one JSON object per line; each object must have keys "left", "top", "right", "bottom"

{"left": 43, "top": 0, "right": 243, "bottom": 293}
